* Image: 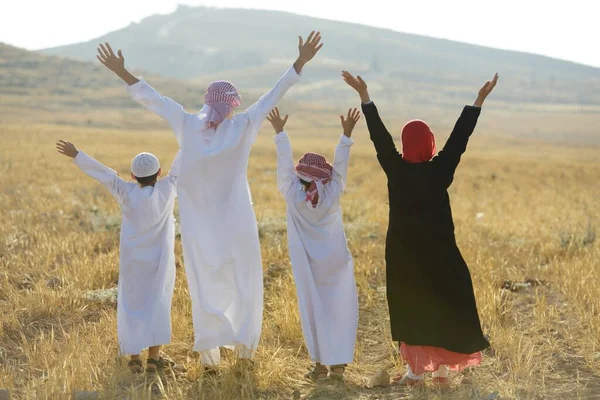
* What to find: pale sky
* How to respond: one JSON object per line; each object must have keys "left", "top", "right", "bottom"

{"left": 2, "top": 0, "right": 598, "bottom": 67}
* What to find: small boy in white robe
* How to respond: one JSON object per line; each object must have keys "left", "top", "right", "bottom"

{"left": 267, "top": 108, "right": 360, "bottom": 381}
{"left": 56, "top": 140, "right": 181, "bottom": 374}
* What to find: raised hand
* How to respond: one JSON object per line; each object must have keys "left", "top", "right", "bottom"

{"left": 96, "top": 42, "right": 139, "bottom": 85}
{"left": 474, "top": 73, "right": 499, "bottom": 107}
{"left": 340, "top": 108, "right": 361, "bottom": 137}
{"left": 56, "top": 140, "right": 79, "bottom": 158}
{"left": 342, "top": 71, "right": 370, "bottom": 103}
{"left": 97, "top": 43, "right": 125, "bottom": 73}
{"left": 266, "top": 107, "right": 289, "bottom": 133}
{"left": 294, "top": 31, "right": 323, "bottom": 74}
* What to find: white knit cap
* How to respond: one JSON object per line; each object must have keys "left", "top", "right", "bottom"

{"left": 131, "top": 152, "right": 160, "bottom": 178}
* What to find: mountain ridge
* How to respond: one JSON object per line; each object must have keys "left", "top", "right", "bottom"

{"left": 41, "top": 6, "right": 600, "bottom": 107}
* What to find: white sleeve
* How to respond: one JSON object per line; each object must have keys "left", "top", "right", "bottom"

{"left": 126, "top": 78, "right": 189, "bottom": 146}
{"left": 243, "top": 66, "right": 301, "bottom": 143}
{"left": 332, "top": 134, "right": 354, "bottom": 191}
{"left": 318, "top": 134, "right": 354, "bottom": 208}
{"left": 74, "top": 151, "right": 131, "bottom": 203}
{"left": 165, "top": 149, "right": 182, "bottom": 186}
{"left": 274, "top": 131, "right": 297, "bottom": 200}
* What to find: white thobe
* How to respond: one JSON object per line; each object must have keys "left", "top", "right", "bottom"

{"left": 126, "top": 66, "right": 301, "bottom": 363}
{"left": 74, "top": 150, "right": 181, "bottom": 356}
{"left": 274, "top": 132, "right": 359, "bottom": 366}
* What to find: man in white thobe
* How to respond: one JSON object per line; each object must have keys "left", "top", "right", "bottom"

{"left": 96, "top": 32, "right": 323, "bottom": 365}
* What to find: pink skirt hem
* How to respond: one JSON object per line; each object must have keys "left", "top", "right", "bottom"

{"left": 400, "top": 342, "right": 482, "bottom": 376}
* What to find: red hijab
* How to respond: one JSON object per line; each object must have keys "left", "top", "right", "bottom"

{"left": 401, "top": 120, "right": 437, "bottom": 163}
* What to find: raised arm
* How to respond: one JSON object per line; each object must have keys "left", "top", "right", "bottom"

{"left": 165, "top": 149, "right": 183, "bottom": 181}
{"left": 155, "top": 149, "right": 183, "bottom": 196}
{"left": 267, "top": 108, "right": 296, "bottom": 199}
{"left": 244, "top": 32, "right": 323, "bottom": 142}
{"left": 125, "top": 81, "right": 188, "bottom": 145}
{"left": 97, "top": 43, "right": 187, "bottom": 145}
{"left": 433, "top": 73, "right": 499, "bottom": 186}
{"left": 320, "top": 135, "right": 353, "bottom": 205}
{"left": 56, "top": 140, "right": 130, "bottom": 203}
{"left": 342, "top": 71, "right": 400, "bottom": 174}
{"left": 332, "top": 108, "right": 360, "bottom": 189}
{"left": 304, "top": 109, "right": 357, "bottom": 209}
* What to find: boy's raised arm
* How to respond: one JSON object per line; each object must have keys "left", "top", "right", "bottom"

{"left": 332, "top": 108, "right": 359, "bottom": 190}
{"left": 97, "top": 43, "right": 188, "bottom": 145}
{"left": 268, "top": 108, "right": 296, "bottom": 198}
{"left": 56, "top": 140, "right": 130, "bottom": 202}
{"left": 244, "top": 32, "right": 323, "bottom": 142}
{"left": 168, "top": 149, "right": 183, "bottom": 179}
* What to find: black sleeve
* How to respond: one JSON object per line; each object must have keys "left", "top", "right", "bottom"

{"left": 361, "top": 101, "right": 401, "bottom": 174}
{"left": 433, "top": 105, "right": 481, "bottom": 187}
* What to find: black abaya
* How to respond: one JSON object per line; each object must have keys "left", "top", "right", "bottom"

{"left": 362, "top": 102, "right": 490, "bottom": 354}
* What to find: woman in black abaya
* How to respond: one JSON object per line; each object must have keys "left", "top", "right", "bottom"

{"left": 342, "top": 70, "right": 498, "bottom": 386}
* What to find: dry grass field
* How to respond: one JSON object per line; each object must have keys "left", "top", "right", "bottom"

{"left": 1, "top": 106, "right": 599, "bottom": 400}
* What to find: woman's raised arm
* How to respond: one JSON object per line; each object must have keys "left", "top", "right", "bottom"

{"left": 342, "top": 71, "right": 401, "bottom": 174}
{"left": 434, "top": 73, "right": 499, "bottom": 187}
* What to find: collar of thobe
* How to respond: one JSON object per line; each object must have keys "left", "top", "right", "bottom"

{"left": 197, "top": 105, "right": 218, "bottom": 142}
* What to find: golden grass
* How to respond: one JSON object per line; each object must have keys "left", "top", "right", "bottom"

{"left": 1, "top": 118, "right": 599, "bottom": 399}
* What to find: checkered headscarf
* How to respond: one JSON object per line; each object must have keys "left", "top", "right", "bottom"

{"left": 204, "top": 81, "right": 241, "bottom": 129}
{"left": 295, "top": 153, "right": 333, "bottom": 208}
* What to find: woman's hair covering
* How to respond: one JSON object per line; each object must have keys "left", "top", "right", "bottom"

{"left": 295, "top": 152, "right": 334, "bottom": 208}
{"left": 204, "top": 81, "right": 242, "bottom": 128}
{"left": 401, "top": 120, "right": 437, "bottom": 163}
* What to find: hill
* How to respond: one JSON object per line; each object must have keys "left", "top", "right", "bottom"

{"left": 42, "top": 5, "right": 600, "bottom": 107}
{"left": 2, "top": 27, "right": 600, "bottom": 144}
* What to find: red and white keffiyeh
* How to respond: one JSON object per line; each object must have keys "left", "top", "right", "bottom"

{"left": 295, "top": 152, "right": 333, "bottom": 208}
{"left": 204, "top": 81, "right": 242, "bottom": 129}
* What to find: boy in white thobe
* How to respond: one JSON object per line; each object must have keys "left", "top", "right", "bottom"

{"left": 267, "top": 108, "right": 360, "bottom": 381}
{"left": 56, "top": 140, "right": 181, "bottom": 374}
{"left": 95, "top": 32, "right": 323, "bottom": 367}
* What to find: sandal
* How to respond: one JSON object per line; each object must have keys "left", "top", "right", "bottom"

{"left": 128, "top": 359, "right": 143, "bottom": 374}
{"left": 146, "top": 356, "right": 175, "bottom": 374}
{"left": 329, "top": 364, "right": 346, "bottom": 380}
{"left": 305, "top": 364, "right": 328, "bottom": 382}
